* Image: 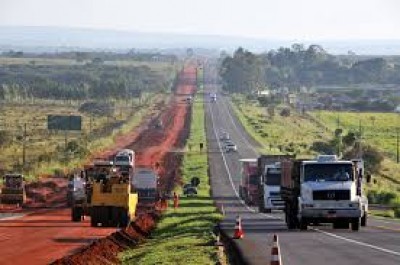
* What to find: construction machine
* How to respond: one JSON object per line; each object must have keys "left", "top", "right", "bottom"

{"left": 70, "top": 160, "right": 138, "bottom": 227}
{"left": 0, "top": 174, "right": 26, "bottom": 205}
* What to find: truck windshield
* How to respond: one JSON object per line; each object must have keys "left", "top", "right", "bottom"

{"left": 265, "top": 173, "right": 281, "bottom": 186}
{"left": 115, "top": 156, "right": 129, "bottom": 162}
{"left": 304, "top": 164, "right": 353, "bottom": 182}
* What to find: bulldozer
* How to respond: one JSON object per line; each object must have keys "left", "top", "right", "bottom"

{"left": 70, "top": 160, "right": 138, "bottom": 227}
{"left": 0, "top": 174, "right": 26, "bottom": 205}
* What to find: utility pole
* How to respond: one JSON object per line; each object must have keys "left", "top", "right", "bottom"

{"left": 22, "top": 123, "right": 26, "bottom": 167}
{"left": 397, "top": 128, "right": 399, "bottom": 164}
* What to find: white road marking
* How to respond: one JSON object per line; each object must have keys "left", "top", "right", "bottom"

{"left": 208, "top": 99, "right": 275, "bottom": 218}
{"left": 314, "top": 228, "right": 400, "bottom": 257}
{"left": 220, "top": 97, "right": 260, "bottom": 154}
{"left": 212, "top": 93, "right": 400, "bottom": 257}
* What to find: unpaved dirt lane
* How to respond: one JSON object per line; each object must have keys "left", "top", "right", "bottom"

{"left": 0, "top": 66, "right": 198, "bottom": 265}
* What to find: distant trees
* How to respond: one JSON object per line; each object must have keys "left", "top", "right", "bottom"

{"left": 219, "top": 47, "right": 263, "bottom": 93}
{"left": 0, "top": 64, "right": 173, "bottom": 102}
{"left": 220, "top": 44, "right": 400, "bottom": 93}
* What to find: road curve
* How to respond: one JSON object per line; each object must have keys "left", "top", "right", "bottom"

{"left": 204, "top": 65, "right": 400, "bottom": 265}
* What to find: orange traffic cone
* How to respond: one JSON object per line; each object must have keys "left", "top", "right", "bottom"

{"left": 173, "top": 192, "right": 179, "bottom": 209}
{"left": 233, "top": 215, "right": 244, "bottom": 239}
{"left": 270, "top": 234, "right": 282, "bottom": 265}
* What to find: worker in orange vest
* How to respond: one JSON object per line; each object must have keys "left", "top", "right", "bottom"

{"left": 173, "top": 191, "right": 179, "bottom": 209}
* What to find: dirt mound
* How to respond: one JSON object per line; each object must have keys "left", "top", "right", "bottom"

{"left": 51, "top": 212, "right": 161, "bottom": 265}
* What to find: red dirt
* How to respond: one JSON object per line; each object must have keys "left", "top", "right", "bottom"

{"left": 0, "top": 66, "right": 197, "bottom": 265}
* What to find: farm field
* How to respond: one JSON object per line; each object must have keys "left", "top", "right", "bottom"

{"left": 309, "top": 111, "right": 400, "bottom": 160}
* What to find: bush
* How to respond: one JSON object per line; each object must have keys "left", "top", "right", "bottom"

{"left": 310, "top": 141, "right": 334, "bottom": 154}
{"left": 0, "top": 130, "right": 10, "bottom": 146}
{"left": 367, "top": 189, "right": 397, "bottom": 204}
{"left": 343, "top": 144, "right": 384, "bottom": 174}
{"left": 79, "top": 101, "right": 113, "bottom": 116}
{"left": 280, "top": 108, "right": 291, "bottom": 117}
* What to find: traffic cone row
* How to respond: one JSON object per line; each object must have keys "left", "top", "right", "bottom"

{"left": 233, "top": 215, "right": 244, "bottom": 239}
{"left": 270, "top": 234, "right": 282, "bottom": 265}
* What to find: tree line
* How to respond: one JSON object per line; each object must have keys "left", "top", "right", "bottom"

{"left": 0, "top": 64, "right": 175, "bottom": 101}
{"left": 219, "top": 45, "right": 400, "bottom": 93}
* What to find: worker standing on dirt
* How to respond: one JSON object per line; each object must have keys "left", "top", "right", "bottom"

{"left": 173, "top": 191, "right": 179, "bottom": 209}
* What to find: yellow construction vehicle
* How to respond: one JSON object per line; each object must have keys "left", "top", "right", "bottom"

{"left": 90, "top": 171, "right": 138, "bottom": 227}
{"left": 0, "top": 174, "right": 26, "bottom": 205}
{"left": 70, "top": 160, "right": 138, "bottom": 227}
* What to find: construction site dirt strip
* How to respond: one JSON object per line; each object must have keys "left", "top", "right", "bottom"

{"left": 0, "top": 66, "right": 197, "bottom": 265}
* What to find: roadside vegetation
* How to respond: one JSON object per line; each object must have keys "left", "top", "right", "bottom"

{"left": 120, "top": 96, "right": 223, "bottom": 264}
{"left": 230, "top": 94, "right": 400, "bottom": 218}
{"left": 0, "top": 54, "right": 179, "bottom": 179}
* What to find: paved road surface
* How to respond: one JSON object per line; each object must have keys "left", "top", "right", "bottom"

{"left": 204, "top": 65, "right": 400, "bottom": 265}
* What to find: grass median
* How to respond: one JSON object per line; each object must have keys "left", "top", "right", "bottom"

{"left": 120, "top": 99, "right": 223, "bottom": 264}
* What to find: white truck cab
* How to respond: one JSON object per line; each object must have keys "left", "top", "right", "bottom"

{"left": 282, "top": 155, "right": 368, "bottom": 231}
{"left": 262, "top": 163, "right": 284, "bottom": 212}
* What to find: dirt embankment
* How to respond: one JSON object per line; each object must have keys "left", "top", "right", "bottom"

{"left": 50, "top": 66, "right": 197, "bottom": 265}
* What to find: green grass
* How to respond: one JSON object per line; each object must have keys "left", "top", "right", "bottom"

{"left": 309, "top": 111, "right": 400, "bottom": 159}
{"left": 120, "top": 98, "right": 223, "bottom": 265}
{"left": 0, "top": 94, "right": 164, "bottom": 179}
{"left": 231, "top": 94, "right": 330, "bottom": 157}
{"left": 231, "top": 94, "right": 400, "bottom": 219}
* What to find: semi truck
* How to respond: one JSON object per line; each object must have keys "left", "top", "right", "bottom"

{"left": 238, "top": 159, "right": 259, "bottom": 205}
{"left": 281, "top": 155, "right": 368, "bottom": 231}
{"left": 258, "top": 155, "right": 294, "bottom": 213}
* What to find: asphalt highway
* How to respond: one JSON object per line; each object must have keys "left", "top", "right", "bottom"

{"left": 204, "top": 67, "right": 400, "bottom": 265}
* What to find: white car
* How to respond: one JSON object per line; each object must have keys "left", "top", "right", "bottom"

{"left": 219, "top": 131, "right": 230, "bottom": 141}
{"left": 224, "top": 141, "right": 237, "bottom": 152}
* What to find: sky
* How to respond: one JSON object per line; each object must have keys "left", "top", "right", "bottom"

{"left": 0, "top": 0, "right": 399, "bottom": 40}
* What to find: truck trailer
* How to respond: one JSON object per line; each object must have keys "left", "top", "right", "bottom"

{"left": 281, "top": 155, "right": 368, "bottom": 231}
{"left": 238, "top": 159, "right": 259, "bottom": 205}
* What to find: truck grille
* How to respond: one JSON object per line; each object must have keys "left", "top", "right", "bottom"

{"left": 313, "top": 190, "right": 350, "bottom": 201}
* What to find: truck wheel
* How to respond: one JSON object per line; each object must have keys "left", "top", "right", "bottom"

{"left": 299, "top": 219, "right": 308, "bottom": 230}
{"left": 264, "top": 208, "right": 272, "bottom": 213}
{"left": 71, "top": 207, "right": 82, "bottom": 222}
{"left": 90, "top": 207, "right": 98, "bottom": 227}
{"left": 351, "top": 218, "right": 360, "bottom": 231}
{"left": 258, "top": 202, "right": 265, "bottom": 213}
{"left": 361, "top": 213, "right": 367, "bottom": 227}
{"left": 286, "top": 204, "right": 296, "bottom": 229}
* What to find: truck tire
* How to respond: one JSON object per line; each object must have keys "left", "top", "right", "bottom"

{"left": 286, "top": 204, "right": 297, "bottom": 229}
{"left": 239, "top": 187, "right": 243, "bottom": 199}
{"left": 264, "top": 208, "right": 272, "bottom": 213}
{"left": 258, "top": 202, "right": 265, "bottom": 213}
{"left": 299, "top": 219, "right": 308, "bottom": 230}
{"left": 90, "top": 207, "right": 99, "bottom": 227}
{"left": 351, "top": 218, "right": 360, "bottom": 231}
{"left": 71, "top": 207, "right": 82, "bottom": 222}
{"left": 361, "top": 213, "right": 367, "bottom": 227}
